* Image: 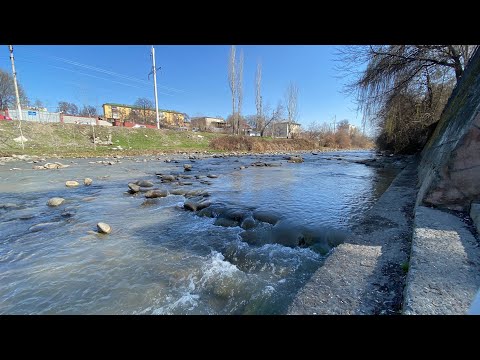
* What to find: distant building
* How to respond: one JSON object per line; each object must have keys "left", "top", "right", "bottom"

{"left": 272, "top": 121, "right": 301, "bottom": 138}
{"left": 348, "top": 124, "right": 357, "bottom": 135}
{"left": 190, "top": 117, "right": 225, "bottom": 132}
{"left": 103, "top": 103, "right": 185, "bottom": 128}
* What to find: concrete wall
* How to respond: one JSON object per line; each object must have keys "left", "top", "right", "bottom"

{"left": 8, "top": 109, "right": 60, "bottom": 123}
{"left": 417, "top": 47, "right": 480, "bottom": 211}
{"left": 62, "top": 115, "right": 97, "bottom": 125}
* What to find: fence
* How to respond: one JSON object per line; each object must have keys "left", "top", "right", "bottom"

{"left": 8, "top": 109, "right": 61, "bottom": 123}
{"left": 6, "top": 109, "right": 112, "bottom": 126}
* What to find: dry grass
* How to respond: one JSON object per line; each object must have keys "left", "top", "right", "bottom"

{"left": 210, "top": 136, "right": 321, "bottom": 152}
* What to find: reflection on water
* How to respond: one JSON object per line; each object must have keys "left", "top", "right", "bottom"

{"left": 0, "top": 150, "right": 399, "bottom": 314}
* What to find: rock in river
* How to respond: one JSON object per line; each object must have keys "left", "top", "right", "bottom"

{"left": 171, "top": 189, "right": 187, "bottom": 196}
{"left": 84, "top": 177, "right": 93, "bottom": 186}
{"left": 207, "top": 174, "right": 218, "bottom": 178}
{"left": 128, "top": 183, "right": 141, "bottom": 193}
{"left": 47, "top": 197, "right": 65, "bottom": 207}
{"left": 97, "top": 222, "right": 111, "bottom": 234}
{"left": 65, "top": 180, "right": 79, "bottom": 187}
{"left": 252, "top": 210, "right": 282, "bottom": 225}
{"left": 241, "top": 217, "right": 256, "bottom": 230}
{"left": 287, "top": 156, "right": 304, "bottom": 163}
{"left": 184, "top": 200, "right": 211, "bottom": 212}
{"left": 145, "top": 189, "right": 168, "bottom": 198}
{"left": 183, "top": 164, "right": 192, "bottom": 171}
{"left": 160, "top": 175, "right": 176, "bottom": 182}
{"left": 135, "top": 180, "right": 154, "bottom": 187}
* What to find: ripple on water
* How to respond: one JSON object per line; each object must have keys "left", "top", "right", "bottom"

{"left": 0, "top": 152, "right": 399, "bottom": 314}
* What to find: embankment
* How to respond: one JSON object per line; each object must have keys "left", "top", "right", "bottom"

{"left": 0, "top": 121, "right": 372, "bottom": 157}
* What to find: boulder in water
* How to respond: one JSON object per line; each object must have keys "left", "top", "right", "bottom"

{"left": 128, "top": 183, "right": 141, "bottom": 193}
{"left": 47, "top": 197, "right": 64, "bottom": 207}
{"left": 144, "top": 189, "right": 168, "bottom": 198}
{"left": 97, "top": 222, "right": 111, "bottom": 234}
{"left": 136, "top": 180, "right": 154, "bottom": 187}
{"left": 252, "top": 210, "right": 282, "bottom": 225}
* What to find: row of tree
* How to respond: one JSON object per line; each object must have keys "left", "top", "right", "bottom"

{"left": 227, "top": 46, "right": 299, "bottom": 138}
{"left": 56, "top": 102, "right": 97, "bottom": 117}
{"left": 338, "top": 45, "right": 477, "bottom": 153}
{"left": 302, "top": 119, "right": 372, "bottom": 149}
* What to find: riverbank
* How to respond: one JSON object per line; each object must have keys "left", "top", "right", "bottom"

{"left": 0, "top": 121, "right": 372, "bottom": 158}
{"left": 287, "top": 157, "right": 480, "bottom": 315}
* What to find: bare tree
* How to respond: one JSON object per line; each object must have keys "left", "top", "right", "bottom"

{"left": 255, "top": 60, "right": 264, "bottom": 132}
{"left": 134, "top": 97, "right": 154, "bottom": 124}
{"left": 260, "top": 101, "right": 284, "bottom": 137}
{"left": 336, "top": 45, "right": 478, "bottom": 153}
{"left": 33, "top": 99, "right": 44, "bottom": 110}
{"left": 0, "top": 68, "right": 28, "bottom": 110}
{"left": 79, "top": 105, "right": 97, "bottom": 117}
{"left": 245, "top": 115, "right": 257, "bottom": 128}
{"left": 134, "top": 97, "right": 154, "bottom": 109}
{"left": 285, "top": 82, "right": 299, "bottom": 138}
{"left": 57, "top": 101, "right": 79, "bottom": 115}
{"left": 236, "top": 49, "right": 244, "bottom": 135}
{"left": 337, "top": 45, "right": 477, "bottom": 127}
{"left": 228, "top": 45, "right": 237, "bottom": 135}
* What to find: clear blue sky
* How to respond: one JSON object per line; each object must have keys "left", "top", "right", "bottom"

{"left": 0, "top": 45, "right": 364, "bottom": 128}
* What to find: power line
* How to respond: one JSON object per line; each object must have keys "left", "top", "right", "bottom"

{"left": 16, "top": 57, "right": 174, "bottom": 96}
{"left": 22, "top": 48, "right": 185, "bottom": 94}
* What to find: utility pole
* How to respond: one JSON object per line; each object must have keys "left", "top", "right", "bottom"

{"left": 9, "top": 46, "right": 23, "bottom": 121}
{"left": 151, "top": 46, "right": 160, "bottom": 129}
{"left": 9, "top": 45, "right": 24, "bottom": 150}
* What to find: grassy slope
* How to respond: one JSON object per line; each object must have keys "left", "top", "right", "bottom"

{"left": 0, "top": 121, "right": 220, "bottom": 157}
{"left": 0, "top": 121, "right": 373, "bottom": 157}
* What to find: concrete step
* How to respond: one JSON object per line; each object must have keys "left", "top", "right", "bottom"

{"left": 403, "top": 206, "right": 480, "bottom": 314}
{"left": 288, "top": 161, "right": 418, "bottom": 315}
{"left": 288, "top": 243, "right": 382, "bottom": 314}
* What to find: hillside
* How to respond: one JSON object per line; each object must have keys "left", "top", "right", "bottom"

{"left": 0, "top": 121, "right": 220, "bottom": 157}
{"left": 0, "top": 121, "right": 373, "bottom": 157}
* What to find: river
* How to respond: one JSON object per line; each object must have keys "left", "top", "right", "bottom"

{"left": 0, "top": 150, "right": 399, "bottom": 314}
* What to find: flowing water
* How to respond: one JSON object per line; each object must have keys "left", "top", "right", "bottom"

{"left": 0, "top": 150, "right": 399, "bottom": 314}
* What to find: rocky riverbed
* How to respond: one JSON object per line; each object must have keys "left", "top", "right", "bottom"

{"left": 0, "top": 150, "right": 407, "bottom": 314}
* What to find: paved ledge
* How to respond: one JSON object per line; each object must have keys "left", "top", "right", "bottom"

{"left": 288, "top": 161, "right": 418, "bottom": 315}
{"left": 403, "top": 206, "right": 480, "bottom": 315}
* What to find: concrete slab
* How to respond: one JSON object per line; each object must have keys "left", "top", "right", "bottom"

{"left": 403, "top": 206, "right": 480, "bottom": 314}
{"left": 288, "top": 161, "right": 418, "bottom": 315}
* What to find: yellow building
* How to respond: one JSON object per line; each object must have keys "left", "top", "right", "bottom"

{"left": 103, "top": 103, "right": 185, "bottom": 127}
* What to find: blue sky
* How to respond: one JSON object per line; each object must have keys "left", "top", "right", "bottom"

{"left": 0, "top": 45, "right": 364, "bottom": 129}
